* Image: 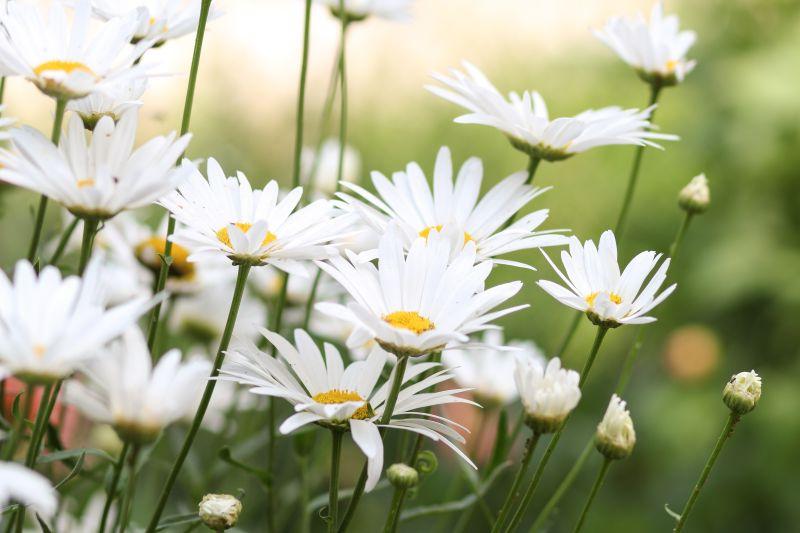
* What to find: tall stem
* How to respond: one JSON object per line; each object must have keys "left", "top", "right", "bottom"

{"left": 328, "top": 430, "right": 344, "bottom": 533}
{"left": 530, "top": 439, "right": 593, "bottom": 532}
{"left": 673, "top": 413, "right": 740, "bottom": 532}
{"left": 98, "top": 442, "right": 131, "bottom": 533}
{"left": 145, "top": 263, "right": 252, "bottom": 533}
{"left": 491, "top": 433, "right": 541, "bottom": 533}
{"left": 572, "top": 458, "right": 612, "bottom": 533}
{"left": 502, "top": 156, "right": 541, "bottom": 230}
{"left": 119, "top": 445, "right": 141, "bottom": 533}
{"left": 77, "top": 218, "right": 99, "bottom": 275}
{"left": 292, "top": 0, "right": 313, "bottom": 189}
{"left": 554, "top": 312, "right": 582, "bottom": 359}
{"left": 23, "top": 384, "right": 54, "bottom": 468}
{"left": 669, "top": 212, "right": 693, "bottom": 261}
{"left": 26, "top": 97, "right": 67, "bottom": 264}
{"left": 382, "top": 486, "right": 407, "bottom": 533}
{"left": 306, "top": 39, "right": 343, "bottom": 192}
{"left": 47, "top": 218, "right": 79, "bottom": 266}
{"left": 335, "top": 3, "right": 349, "bottom": 194}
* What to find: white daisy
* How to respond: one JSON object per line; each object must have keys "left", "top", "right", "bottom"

{"left": 315, "top": 0, "right": 414, "bottom": 22}
{"left": 0, "top": 111, "right": 193, "bottom": 220}
{"left": 315, "top": 226, "right": 527, "bottom": 358}
{"left": 514, "top": 356, "right": 581, "bottom": 434}
{"left": 0, "top": 462, "right": 58, "bottom": 519}
{"left": 594, "top": 2, "right": 697, "bottom": 87}
{"left": 595, "top": 394, "right": 636, "bottom": 459}
{"left": 161, "top": 158, "right": 354, "bottom": 270}
{"left": 0, "top": 0, "right": 152, "bottom": 100}
{"left": 443, "top": 329, "right": 545, "bottom": 407}
{"left": 337, "top": 146, "right": 568, "bottom": 267}
{"left": 220, "top": 328, "right": 475, "bottom": 491}
{"left": 427, "top": 61, "right": 677, "bottom": 161}
{"left": 67, "top": 78, "right": 147, "bottom": 131}
{"left": 301, "top": 138, "right": 360, "bottom": 196}
{"left": 537, "top": 230, "right": 675, "bottom": 328}
{"left": 0, "top": 259, "right": 158, "bottom": 383}
{"left": 63, "top": 327, "right": 211, "bottom": 444}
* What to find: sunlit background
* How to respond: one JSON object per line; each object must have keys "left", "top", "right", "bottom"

{"left": 2, "top": 0, "right": 799, "bottom": 531}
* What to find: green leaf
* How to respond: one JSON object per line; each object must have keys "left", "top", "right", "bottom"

{"left": 155, "top": 513, "right": 201, "bottom": 531}
{"left": 37, "top": 447, "right": 115, "bottom": 465}
{"left": 54, "top": 451, "right": 86, "bottom": 489}
{"left": 35, "top": 513, "right": 54, "bottom": 533}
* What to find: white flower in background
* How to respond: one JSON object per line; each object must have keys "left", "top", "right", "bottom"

{"left": 514, "top": 356, "right": 581, "bottom": 434}
{"left": 316, "top": 226, "right": 526, "bottom": 358}
{"left": 56, "top": 492, "right": 113, "bottom": 532}
{"left": 193, "top": 377, "right": 258, "bottom": 433}
{"left": 0, "top": 112, "right": 193, "bottom": 220}
{"left": 428, "top": 62, "right": 677, "bottom": 161}
{"left": 161, "top": 158, "right": 353, "bottom": 271}
{"left": 302, "top": 138, "right": 360, "bottom": 195}
{"left": 221, "top": 329, "right": 474, "bottom": 491}
{"left": 723, "top": 370, "right": 761, "bottom": 415}
{"left": 0, "top": 0, "right": 152, "bottom": 100}
{"left": 315, "top": 0, "right": 414, "bottom": 22}
{"left": 0, "top": 260, "right": 157, "bottom": 383}
{"left": 249, "top": 265, "right": 342, "bottom": 307}
{"left": 594, "top": 2, "right": 697, "bottom": 87}
{"left": 537, "top": 230, "right": 676, "bottom": 328}
{"left": 338, "top": 147, "right": 568, "bottom": 267}
{"left": 64, "top": 328, "right": 211, "bottom": 444}
{"left": 89, "top": 0, "right": 222, "bottom": 45}
{"left": 443, "top": 330, "right": 545, "bottom": 407}
{"left": 0, "top": 462, "right": 58, "bottom": 519}
{"left": 678, "top": 173, "right": 710, "bottom": 214}
{"left": 595, "top": 394, "right": 636, "bottom": 459}
{"left": 67, "top": 78, "right": 147, "bottom": 130}
{"left": 0, "top": 105, "right": 15, "bottom": 141}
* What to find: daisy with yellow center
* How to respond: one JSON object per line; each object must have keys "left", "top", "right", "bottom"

{"left": 135, "top": 237, "right": 195, "bottom": 280}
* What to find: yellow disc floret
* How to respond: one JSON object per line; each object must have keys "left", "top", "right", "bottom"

{"left": 312, "top": 389, "right": 364, "bottom": 404}
{"left": 383, "top": 311, "right": 435, "bottom": 335}
{"left": 419, "top": 225, "right": 474, "bottom": 245}
{"left": 34, "top": 60, "right": 95, "bottom": 77}
{"left": 216, "top": 222, "right": 277, "bottom": 248}
{"left": 585, "top": 291, "right": 623, "bottom": 308}
{"left": 76, "top": 178, "right": 95, "bottom": 189}
{"left": 135, "top": 237, "right": 195, "bottom": 279}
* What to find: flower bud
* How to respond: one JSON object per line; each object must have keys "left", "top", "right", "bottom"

{"left": 198, "top": 494, "right": 242, "bottom": 531}
{"left": 514, "top": 357, "right": 581, "bottom": 435}
{"left": 386, "top": 463, "right": 419, "bottom": 489}
{"left": 678, "top": 174, "right": 710, "bottom": 214}
{"left": 595, "top": 395, "right": 636, "bottom": 460}
{"left": 723, "top": 370, "right": 761, "bottom": 415}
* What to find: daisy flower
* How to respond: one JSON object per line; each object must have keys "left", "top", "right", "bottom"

{"left": 514, "top": 356, "right": 581, "bottom": 434}
{"left": 220, "top": 329, "right": 475, "bottom": 491}
{"left": 67, "top": 78, "right": 147, "bottom": 131}
{"left": 160, "top": 158, "right": 354, "bottom": 271}
{"left": 537, "top": 230, "right": 676, "bottom": 328}
{"left": 337, "top": 146, "right": 568, "bottom": 267}
{"left": 595, "top": 394, "right": 636, "bottom": 459}
{"left": 0, "top": 462, "right": 58, "bottom": 519}
{"left": 0, "top": 259, "right": 157, "bottom": 384}
{"left": 427, "top": 61, "right": 677, "bottom": 161}
{"left": 301, "top": 138, "right": 360, "bottom": 196}
{"left": 594, "top": 2, "right": 697, "bottom": 87}
{"left": 315, "top": 226, "right": 527, "bottom": 358}
{"left": 0, "top": 0, "right": 152, "bottom": 100}
{"left": 315, "top": 0, "right": 414, "bottom": 23}
{"left": 64, "top": 327, "right": 211, "bottom": 444}
{"left": 0, "top": 111, "right": 193, "bottom": 220}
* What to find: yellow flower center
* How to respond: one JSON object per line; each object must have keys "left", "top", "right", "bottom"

{"left": 216, "top": 223, "right": 277, "bottom": 248}
{"left": 33, "top": 60, "right": 95, "bottom": 77}
{"left": 134, "top": 237, "right": 195, "bottom": 279}
{"left": 76, "top": 178, "right": 95, "bottom": 189}
{"left": 585, "top": 291, "right": 623, "bottom": 308}
{"left": 312, "top": 389, "right": 364, "bottom": 404}
{"left": 383, "top": 311, "right": 435, "bottom": 335}
{"left": 33, "top": 344, "right": 46, "bottom": 359}
{"left": 665, "top": 59, "right": 679, "bottom": 72}
{"left": 419, "top": 225, "right": 474, "bottom": 244}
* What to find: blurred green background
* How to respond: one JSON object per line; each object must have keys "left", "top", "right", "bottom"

{"left": 2, "top": 0, "right": 799, "bottom": 531}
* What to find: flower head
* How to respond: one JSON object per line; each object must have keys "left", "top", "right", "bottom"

{"left": 595, "top": 394, "right": 636, "bottom": 459}
{"left": 315, "top": 0, "right": 414, "bottom": 22}
{"left": 537, "top": 230, "right": 676, "bottom": 328}
{"left": 514, "top": 356, "right": 581, "bottom": 434}
{"left": 594, "top": 2, "right": 697, "bottom": 87}
{"left": 723, "top": 370, "right": 761, "bottom": 415}
{"left": 678, "top": 173, "right": 710, "bottom": 214}
{"left": 428, "top": 62, "right": 677, "bottom": 161}
{"left": 198, "top": 493, "right": 242, "bottom": 531}
{"left": 0, "top": 462, "right": 58, "bottom": 519}
{"left": 68, "top": 78, "right": 147, "bottom": 130}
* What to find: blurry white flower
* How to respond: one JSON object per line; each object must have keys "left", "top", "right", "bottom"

{"left": 56, "top": 492, "right": 113, "bottom": 532}
{"left": 678, "top": 173, "right": 710, "bottom": 214}
{"left": 316, "top": 0, "right": 414, "bottom": 22}
{"left": 0, "top": 111, "right": 193, "bottom": 220}
{"left": 302, "top": 138, "right": 360, "bottom": 195}
{"left": 316, "top": 226, "right": 526, "bottom": 358}
{"left": 723, "top": 370, "right": 761, "bottom": 415}
{"left": 249, "top": 265, "right": 342, "bottom": 307}
{"left": 595, "top": 394, "right": 636, "bottom": 459}
{"left": 0, "top": 462, "right": 58, "bottom": 519}
{"left": 162, "top": 158, "right": 353, "bottom": 270}
{"left": 537, "top": 230, "right": 676, "bottom": 328}
{"left": 443, "top": 330, "right": 545, "bottom": 406}
{"left": 338, "top": 146, "right": 567, "bottom": 267}
{"left": 64, "top": 328, "right": 211, "bottom": 443}
{"left": 428, "top": 62, "right": 677, "bottom": 161}
{"left": 594, "top": 2, "right": 697, "bottom": 87}
{"left": 67, "top": 78, "right": 147, "bottom": 130}
{"left": 0, "top": 260, "right": 157, "bottom": 383}
{"left": 514, "top": 356, "right": 581, "bottom": 434}
{"left": 0, "top": 0, "right": 152, "bottom": 100}
{"left": 198, "top": 493, "right": 241, "bottom": 531}
{"left": 0, "top": 105, "right": 15, "bottom": 141}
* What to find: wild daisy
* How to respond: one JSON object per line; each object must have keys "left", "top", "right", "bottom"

{"left": 0, "top": 0, "right": 152, "bottom": 100}
{"left": 316, "top": 0, "right": 414, "bottom": 23}
{"left": 514, "top": 356, "right": 581, "bottom": 434}
{"left": 537, "top": 230, "right": 676, "bottom": 328}
{"left": 316, "top": 226, "right": 526, "bottom": 358}
{"left": 64, "top": 328, "right": 211, "bottom": 444}
{"left": 428, "top": 61, "right": 677, "bottom": 161}
{"left": 0, "top": 259, "right": 158, "bottom": 383}
{"left": 0, "top": 462, "right": 58, "bottom": 519}
{"left": 337, "top": 146, "right": 568, "bottom": 267}
{"left": 594, "top": 2, "right": 697, "bottom": 87}
{"left": 67, "top": 78, "right": 147, "bottom": 131}
{"left": 161, "top": 158, "right": 354, "bottom": 270}
{"left": 0, "top": 111, "right": 193, "bottom": 220}
{"left": 220, "top": 329, "right": 475, "bottom": 491}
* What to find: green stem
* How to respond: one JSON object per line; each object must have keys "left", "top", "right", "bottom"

{"left": 613, "top": 85, "right": 662, "bottom": 239}
{"left": 26, "top": 97, "right": 67, "bottom": 264}
{"left": 572, "top": 458, "right": 612, "bottom": 533}
{"left": 554, "top": 312, "right": 582, "bottom": 359}
{"left": 119, "top": 445, "right": 141, "bottom": 533}
{"left": 47, "top": 218, "right": 79, "bottom": 266}
{"left": 669, "top": 212, "right": 693, "bottom": 261}
{"left": 673, "top": 413, "right": 740, "bottom": 532}
{"left": 491, "top": 433, "right": 542, "bottom": 533}
{"left": 382, "top": 486, "right": 407, "bottom": 533}
{"left": 306, "top": 38, "right": 342, "bottom": 192}
{"left": 1, "top": 383, "right": 34, "bottom": 461}
{"left": 502, "top": 156, "right": 541, "bottom": 230}
{"left": 23, "top": 383, "right": 54, "bottom": 468}
{"left": 530, "top": 439, "right": 593, "bottom": 532}
{"left": 334, "top": 3, "right": 349, "bottom": 195}
{"left": 98, "top": 442, "right": 131, "bottom": 533}
{"left": 77, "top": 218, "right": 99, "bottom": 275}
{"left": 299, "top": 457, "right": 311, "bottom": 533}
{"left": 577, "top": 327, "right": 608, "bottom": 388}
{"left": 144, "top": 262, "right": 252, "bottom": 533}
{"left": 328, "top": 430, "right": 344, "bottom": 533}
{"left": 301, "top": 270, "right": 323, "bottom": 330}
{"left": 291, "top": 0, "right": 313, "bottom": 190}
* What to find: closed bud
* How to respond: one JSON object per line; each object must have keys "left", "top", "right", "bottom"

{"left": 198, "top": 493, "right": 242, "bottom": 531}
{"left": 723, "top": 370, "right": 761, "bottom": 415}
{"left": 386, "top": 463, "right": 419, "bottom": 489}
{"left": 678, "top": 174, "right": 710, "bottom": 214}
{"left": 595, "top": 395, "right": 636, "bottom": 460}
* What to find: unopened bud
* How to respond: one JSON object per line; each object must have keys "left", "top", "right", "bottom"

{"left": 199, "top": 493, "right": 242, "bottom": 531}
{"left": 595, "top": 395, "right": 636, "bottom": 460}
{"left": 386, "top": 463, "right": 419, "bottom": 489}
{"left": 723, "top": 370, "right": 761, "bottom": 415}
{"left": 678, "top": 174, "right": 710, "bottom": 214}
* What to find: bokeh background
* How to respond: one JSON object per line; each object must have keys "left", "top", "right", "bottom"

{"left": 1, "top": 0, "right": 799, "bottom": 531}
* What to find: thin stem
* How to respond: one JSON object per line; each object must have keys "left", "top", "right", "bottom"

{"left": 97, "top": 441, "right": 130, "bottom": 533}
{"left": 119, "top": 445, "right": 141, "bottom": 533}
{"left": 578, "top": 327, "right": 608, "bottom": 388}
{"left": 23, "top": 383, "right": 54, "bottom": 468}
{"left": 334, "top": 3, "right": 349, "bottom": 195}
{"left": 613, "top": 85, "right": 662, "bottom": 239}
{"left": 47, "top": 218, "right": 79, "bottom": 266}
{"left": 144, "top": 263, "right": 252, "bottom": 533}
{"left": 306, "top": 39, "right": 343, "bottom": 192}
{"left": 299, "top": 457, "right": 311, "bottom": 533}
{"left": 673, "top": 413, "right": 740, "bottom": 532}
{"left": 302, "top": 270, "right": 323, "bottom": 330}
{"left": 77, "top": 218, "right": 99, "bottom": 275}
{"left": 1, "top": 383, "right": 34, "bottom": 461}
{"left": 26, "top": 97, "right": 67, "bottom": 264}
{"left": 491, "top": 433, "right": 541, "bottom": 533}
{"left": 291, "top": 0, "right": 313, "bottom": 190}
{"left": 669, "top": 212, "right": 693, "bottom": 261}
{"left": 328, "top": 430, "right": 344, "bottom": 533}
{"left": 554, "top": 312, "right": 582, "bottom": 359}
{"left": 502, "top": 156, "right": 541, "bottom": 230}
{"left": 382, "top": 486, "right": 407, "bottom": 533}
{"left": 572, "top": 458, "right": 612, "bottom": 533}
